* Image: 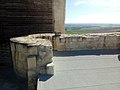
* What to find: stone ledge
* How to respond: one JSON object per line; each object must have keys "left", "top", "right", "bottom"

{"left": 27, "top": 32, "right": 120, "bottom": 51}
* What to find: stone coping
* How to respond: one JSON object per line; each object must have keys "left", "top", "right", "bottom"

{"left": 59, "top": 32, "right": 120, "bottom": 37}
{"left": 10, "top": 36, "right": 52, "bottom": 47}
{"left": 10, "top": 32, "right": 120, "bottom": 51}
{"left": 28, "top": 32, "right": 120, "bottom": 37}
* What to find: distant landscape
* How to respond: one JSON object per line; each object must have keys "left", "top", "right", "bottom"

{"left": 65, "top": 23, "right": 120, "bottom": 34}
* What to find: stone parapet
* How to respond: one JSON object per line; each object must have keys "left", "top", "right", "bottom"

{"left": 28, "top": 33, "right": 55, "bottom": 43}
{"left": 28, "top": 32, "right": 120, "bottom": 51}
{"left": 10, "top": 32, "right": 120, "bottom": 90}
{"left": 10, "top": 36, "right": 53, "bottom": 90}
{"left": 54, "top": 32, "right": 120, "bottom": 51}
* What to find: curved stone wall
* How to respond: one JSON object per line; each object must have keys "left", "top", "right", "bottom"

{"left": 10, "top": 36, "right": 53, "bottom": 90}
{"left": 10, "top": 36, "right": 53, "bottom": 78}
{"left": 11, "top": 32, "right": 120, "bottom": 76}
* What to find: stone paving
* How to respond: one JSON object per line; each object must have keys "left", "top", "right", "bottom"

{"left": 38, "top": 50, "right": 120, "bottom": 90}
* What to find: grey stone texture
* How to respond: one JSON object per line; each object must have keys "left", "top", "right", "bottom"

{"left": 38, "top": 54, "right": 120, "bottom": 90}
{"left": 46, "top": 62, "right": 54, "bottom": 75}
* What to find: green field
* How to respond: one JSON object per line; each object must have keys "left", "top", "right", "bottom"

{"left": 65, "top": 28, "right": 99, "bottom": 34}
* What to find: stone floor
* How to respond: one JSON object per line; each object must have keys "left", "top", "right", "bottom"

{"left": 38, "top": 50, "right": 120, "bottom": 90}
{"left": 1, "top": 50, "right": 120, "bottom": 90}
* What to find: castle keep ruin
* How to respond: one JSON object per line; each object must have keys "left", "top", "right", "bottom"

{"left": 0, "top": 0, "right": 66, "bottom": 42}
{"left": 0, "top": 0, "right": 66, "bottom": 71}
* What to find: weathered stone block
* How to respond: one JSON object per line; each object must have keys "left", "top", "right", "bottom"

{"left": 77, "top": 37, "right": 82, "bottom": 42}
{"left": 16, "top": 44, "right": 27, "bottom": 53}
{"left": 27, "top": 57, "right": 37, "bottom": 71}
{"left": 60, "top": 38, "right": 65, "bottom": 43}
{"left": 28, "top": 71, "right": 37, "bottom": 90}
{"left": 38, "top": 50, "right": 46, "bottom": 60}
{"left": 38, "top": 66, "right": 46, "bottom": 74}
{"left": 28, "top": 71, "right": 37, "bottom": 77}
{"left": 72, "top": 37, "right": 77, "bottom": 42}
{"left": 17, "top": 68, "right": 27, "bottom": 78}
{"left": 46, "top": 62, "right": 54, "bottom": 75}
{"left": 104, "top": 35, "right": 118, "bottom": 49}
{"left": 27, "top": 46, "right": 38, "bottom": 56}
{"left": 97, "top": 36, "right": 104, "bottom": 49}
{"left": 69, "top": 44, "right": 78, "bottom": 49}
{"left": 18, "top": 53, "right": 27, "bottom": 62}
{"left": 17, "top": 61, "right": 24, "bottom": 69}
{"left": 57, "top": 45, "right": 65, "bottom": 51}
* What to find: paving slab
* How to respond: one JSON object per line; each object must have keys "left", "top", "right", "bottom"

{"left": 37, "top": 51, "right": 120, "bottom": 90}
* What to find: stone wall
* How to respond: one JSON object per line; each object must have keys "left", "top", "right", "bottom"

{"left": 28, "top": 32, "right": 120, "bottom": 51}
{"left": 53, "top": 0, "right": 66, "bottom": 33}
{"left": 1, "top": 0, "right": 54, "bottom": 42}
{"left": 0, "top": 0, "right": 66, "bottom": 43}
{"left": 0, "top": 43, "right": 12, "bottom": 67}
{"left": 54, "top": 32, "right": 120, "bottom": 51}
{"left": 10, "top": 36, "right": 53, "bottom": 90}
{"left": 10, "top": 32, "right": 120, "bottom": 90}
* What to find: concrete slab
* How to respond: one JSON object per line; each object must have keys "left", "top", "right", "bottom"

{"left": 37, "top": 52, "right": 120, "bottom": 90}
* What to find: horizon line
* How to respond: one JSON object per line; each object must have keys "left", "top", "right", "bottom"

{"left": 65, "top": 23, "right": 120, "bottom": 24}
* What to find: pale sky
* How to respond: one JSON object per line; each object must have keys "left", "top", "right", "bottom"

{"left": 65, "top": 0, "right": 120, "bottom": 24}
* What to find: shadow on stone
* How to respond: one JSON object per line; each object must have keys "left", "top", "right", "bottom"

{"left": 0, "top": 68, "right": 27, "bottom": 90}
{"left": 54, "top": 49, "right": 120, "bottom": 57}
{"left": 118, "top": 55, "right": 120, "bottom": 61}
{"left": 38, "top": 74, "right": 53, "bottom": 82}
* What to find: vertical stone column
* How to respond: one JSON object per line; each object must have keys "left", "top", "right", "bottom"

{"left": 10, "top": 42, "right": 28, "bottom": 78}
{"left": 52, "top": 36, "right": 61, "bottom": 51}
{"left": 27, "top": 46, "right": 37, "bottom": 90}
{"left": 53, "top": 0, "right": 66, "bottom": 33}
